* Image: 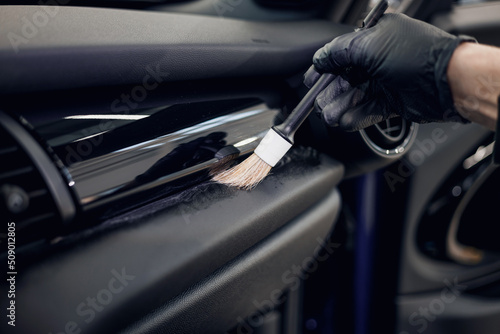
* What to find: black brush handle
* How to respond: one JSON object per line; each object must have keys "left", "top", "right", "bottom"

{"left": 274, "top": 0, "right": 388, "bottom": 142}
{"left": 356, "top": 0, "right": 389, "bottom": 32}
{"left": 274, "top": 73, "right": 335, "bottom": 142}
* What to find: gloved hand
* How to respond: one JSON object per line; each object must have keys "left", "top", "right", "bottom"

{"left": 304, "top": 13, "right": 476, "bottom": 131}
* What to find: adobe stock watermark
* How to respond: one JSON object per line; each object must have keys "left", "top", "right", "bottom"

{"left": 213, "top": 0, "right": 243, "bottom": 17}
{"left": 64, "top": 64, "right": 169, "bottom": 165}
{"left": 8, "top": 1, "right": 68, "bottom": 53}
{"left": 231, "top": 237, "right": 341, "bottom": 334}
{"left": 400, "top": 276, "right": 466, "bottom": 334}
{"left": 48, "top": 267, "right": 135, "bottom": 334}
{"left": 384, "top": 127, "right": 448, "bottom": 192}
{"left": 179, "top": 203, "right": 200, "bottom": 225}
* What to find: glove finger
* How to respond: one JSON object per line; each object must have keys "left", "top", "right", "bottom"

{"left": 319, "top": 81, "right": 368, "bottom": 127}
{"left": 315, "top": 76, "right": 352, "bottom": 111}
{"left": 312, "top": 31, "right": 364, "bottom": 74}
{"left": 338, "top": 98, "right": 399, "bottom": 132}
{"left": 303, "top": 65, "right": 322, "bottom": 89}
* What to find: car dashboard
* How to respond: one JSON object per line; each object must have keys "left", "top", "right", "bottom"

{"left": 1, "top": 1, "right": 499, "bottom": 334}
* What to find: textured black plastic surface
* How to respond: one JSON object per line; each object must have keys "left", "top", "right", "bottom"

{"left": 398, "top": 123, "right": 492, "bottom": 294}
{"left": 0, "top": 6, "right": 353, "bottom": 94}
{"left": 124, "top": 189, "right": 341, "bottom": 334}
{"left": 397, "top": 292, "right": 500, "bottom": 334}
{"left": 0, "top": 148, "right": 343, "bottom": 333}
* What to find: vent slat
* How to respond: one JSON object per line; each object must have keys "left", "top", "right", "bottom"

{"left": 0, "top": 121, "right": 61, "bottom": 246}
{"left": 0, "top": 146, "right": 18, "bottom": 155}
{"left": 17, "top": 212, "right": 56, "bottom": 227}
{"left": 28, "top": 189, "right": 49, "bottom": 198}
{"left": 0, "top": 166, "right": 34, "bottom": 180}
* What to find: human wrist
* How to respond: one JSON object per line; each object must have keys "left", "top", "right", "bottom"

{"left": 435, "top": 37, "right": 475, "bottom": 124}
{"left": 447, "top": 43, "right": 473, "bottom": 104}
{"left": 447, "top": 42, "right": 500, "bottom": 130}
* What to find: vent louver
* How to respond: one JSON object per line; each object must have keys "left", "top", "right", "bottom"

{"left": 0, "top": 113, "right": 75, "bottom": 246}
{"left": 360, "top": 118, "right": 418, "bottom": 157}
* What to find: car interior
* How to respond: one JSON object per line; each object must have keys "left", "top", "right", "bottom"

{"left": 1, "top": 0, "right": 500, "bottom": 333}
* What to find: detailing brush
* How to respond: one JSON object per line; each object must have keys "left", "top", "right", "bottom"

{"left": 209, "top": 145, "right": 241, "bottom": 176}
{"left": 213, "top": 0, "right": 388, "bottom": 190}
{"left": 212, "top": 74, "right": 336, "bottom": 190}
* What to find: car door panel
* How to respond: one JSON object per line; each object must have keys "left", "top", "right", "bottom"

{"left": 394, "top": 3, "right": 500, "bottom": 333}
{"left": 1, "top": 149, "right": 342, "bottom": 333}
{"left": 123, "top": 188, "right": 342, "bottom": 334}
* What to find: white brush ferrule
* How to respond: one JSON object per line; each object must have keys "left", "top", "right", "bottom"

{"left": 254, "top": 129, "right": 293, "bottom": 167}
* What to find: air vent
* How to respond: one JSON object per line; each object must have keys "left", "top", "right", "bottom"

{"left": 359, "top": 117, "right": 418, "bottom": 157}
{"left": 0, "top": 112, "right": 75, "bottom": 246}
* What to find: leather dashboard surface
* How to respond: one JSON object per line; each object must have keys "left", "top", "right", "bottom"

{"left": 0, "top": 6, "right": 352, "bottom": 94}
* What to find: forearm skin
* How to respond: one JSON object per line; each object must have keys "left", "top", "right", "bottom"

{"left": 447, "top": 43, "right": 500, "bottom": 131}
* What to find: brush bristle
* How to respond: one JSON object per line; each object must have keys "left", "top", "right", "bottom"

{"left": 212, "top": 153, "right": 272, "bottom": 190}
{"left": 208, "top": 154, "right": 238, "bottom": 177}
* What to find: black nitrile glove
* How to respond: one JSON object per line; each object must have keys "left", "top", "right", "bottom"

{"left": 304, "top": 13, "right": 476, "bottom": 131}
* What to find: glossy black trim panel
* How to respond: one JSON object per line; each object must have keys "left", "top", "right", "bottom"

{"left": 30, "top": 99, "right": 281, "bottom": 209}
